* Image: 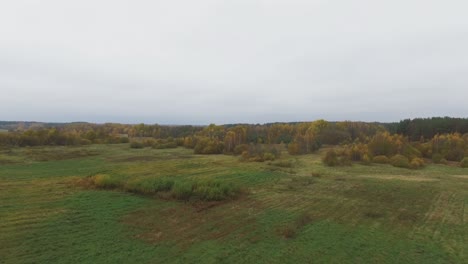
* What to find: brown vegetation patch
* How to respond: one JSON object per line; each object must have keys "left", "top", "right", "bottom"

{"left": 122, "top": 196, "right": 263, "bottom": 246}
{"left": 364, "top": 211, "right": 384, "bottom": 219}
{"left": 108, "top": 154, "right": 193, "bottom": 163}
{"left": 358, "top": 175, "right": 438, "bottom": 182}
{"left": 277, "top": 213, "right": 314, "bottom": 239}
{"left": 25, "top": 149, "right": 98, "bottom": 161}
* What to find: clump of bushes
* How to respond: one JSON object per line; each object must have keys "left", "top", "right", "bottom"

{"left": 269, "top": 160, "right": 294, "bottom": 168}
{"left": 130, "top": 141, "right": 144, "bottom": 149}
{"left": 460, "top": 157, "right": 468, "bottom": 168}
{"left": 390, "top": 154, "right": 410, "bottom": 169}
{"left": 92, "top": 174, "right": 122, "bottom": 188}
{"left": 172, "top": 181, "right": 194, "bottom": 200}
{"left": 361, "top": 154, "right": 372, "bottom": 165}
{"left": 432, "top": 153, "right": 449, "bottom": 165}
{"left": 431, "top": 133, "right": 466, "bottom": 162}
{"left": 239, "top": 144, "right": 281, "bottom": 162}
{"left": 233, "top": 144, "right": 250, "bottom": 155}
{"left": 410, "top": 157, "right": 425, "bottom": 169}
{"left": 194, "top": 137, "right": 224, "bottom": 154}
{"left": 192, "top": 180, "right": 240, "bottom": 201}
{"left": 91, "top": 174, "right": 241, "bottom": 201}
{"left": 322, "top": 149, "right": 351, "bottom": 167}
{"left": 372, "top": 155, "right": 390, "bottom": 164}
{"left": 130, "top": 138, "right": 180, "bottom": 149}
{"left": 432, "top": 153, "right": 444, "bottom": 164}
{"left": 167, "top": 179, "right": 241, "bottom": 201}
{"left": 152, "top": 138, "right": 179, "bottom": 149}
{"left": 125, "top": 177, "right": 174, "bottom": 194}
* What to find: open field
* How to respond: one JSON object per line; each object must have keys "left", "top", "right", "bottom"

{"left": 1, "top": 144, "right": 467, "bottom": 263}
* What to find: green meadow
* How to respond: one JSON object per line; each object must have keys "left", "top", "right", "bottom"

{"left": 1, "top": 144, "right": 467, "bottom": 263}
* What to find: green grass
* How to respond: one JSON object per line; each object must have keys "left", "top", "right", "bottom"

{"left": 1, "top": 144, "right": 467, "bottom": 263}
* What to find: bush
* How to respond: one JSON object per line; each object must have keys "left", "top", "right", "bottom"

{"left": 410, "top": 157, "right": 425, "bottom": 169}
{"left": 233, "top": 144, "right": 249, "bottom": 155}
{"left": 93, "top": 174, "right": 121, "bottom": 188}
{"left": 193, "top": 180, "right": 240, "bottom": 201}
{"left": 263, "top": 152, "right": 276, "bottom": 161}
{"left": 194, "top": 138, "right": 224, "bottom": 154}
{"left": 130, "top": 141, "right": 144, "bottom": 149}
{"left": 125, "top": 178, "right": 175, "bottom": 194}
{"left": 172, "top": 182, "right": 193, "bottom": 200}
{"left": 287, "top": 142, "right": 301, "bottom": 155}
{"left": 153, "top": 142, "right": 178, "bottom": 149}
{"left": 322, "top": 149, "right": 338, "bottom": 166}
{"left": 461, "top": 157, "right": 468, "bottom": 168}
{"left": 270, "top": 160, "right": 294, "bottom": 168}
{"left": 390, "top": 154, "right": 410, "bottom": 169}
{"left": 142, "top": 138, "right": 157, "bottom": 147}
{"left": 373, "top": 155, "right": 390, "bottom": 164}
{"left": 432, "top": 153, "right": 444, "bottom": 163}
{"left": 239, "top": 144, "right": 280, "bottom": 162}
{"left": 361, "top": 154, "right": 372, "bottom": 165}
{"left": 348, "top": 143, "right": 369, "bottom": 162}
{"left": 322, "top": 149, "right": 351, "bottom": 167}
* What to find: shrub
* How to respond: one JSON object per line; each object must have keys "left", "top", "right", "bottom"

{"left": 390, "top": 154, "right": 410, "bottom": 169}
{"left": 373, "top": 155, "right": 389, "bottom": 164}
{"left": 233, "top": 144, "right": 249, "bottom": 155}
{"left": 446, "top": 148, "right": 465, "bottom": 162}
{"left": 130, "top": 141, "right": 144, "bottom": 149}
{"left": 263, "top": 152, "right": 276, "bottom": 161}
{"left": 142, "top": 138, "right": 157, "bottom": 147}
{"left": 93, "top": 174, "right": 121, "bottom": 188}
{"left": 239, "top": 144, "right": 280, "bottom": 162}
{"left": 361, "top": 154, "right": 372, "bottom": 165}
{"left": 410, "top": 157, "right": 425, "bottom": 169}
{"left": 461, "top": 157, "right": 468, "bottom": 168}
{"left": 322, "top": 149, "right": 351, "bottom": 167}
{"left": 287, "top": 142, "right": 301, "bottom": 155}
{"left": 402, "top": 145, "right": 422, "bottom": 160}
{"left": 348, "top": 143, "right": 369, "bottom": 162}
{"left": 193, "top": 180, "right": 240, "bottom": 201}
{"left": 172, "top": 182, "right": 193, "bottom": 200}
{"left": 322, "top": 149, "right": 338, "bottom": 166}
{"left": 432, "top": 153, "right": 443, "bottom": 163}
{"left": 248, "top": 155, "right": 265, "bottom": 162}
{"left": 194, "top": 138, "right": 224, "bottom": 154}
{"left": 125, "top": 178, "right": 175, "bottom": 194}
{"left": 153, "top": 142, "right": 178, "bottom": 149}
{"left": 440, "top": 158, "right": 448, "bottom": 165}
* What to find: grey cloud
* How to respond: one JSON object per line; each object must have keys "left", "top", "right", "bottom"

{"left": 1, "top": 0, "right": 467, "bottom": 124}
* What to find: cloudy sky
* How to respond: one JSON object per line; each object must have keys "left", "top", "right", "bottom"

{"left": 1, "top": 1, "right": 467, "bottom": 124}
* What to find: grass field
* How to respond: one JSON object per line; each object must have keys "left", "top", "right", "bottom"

{"left": 1, "top": 144, "right": 467, "bottom": 263}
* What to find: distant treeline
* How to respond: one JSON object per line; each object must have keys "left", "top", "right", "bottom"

{"left": 385, "top": 117, "right": 468, "bottom": 141}
{"left": 1, "top": 118, "right": 467, "bottom": 160}
{"left": 0, "top": 123, "right": 204, "bottom": 147}
{"left": 0, "top": 120, "right": 385, "bottom": 152}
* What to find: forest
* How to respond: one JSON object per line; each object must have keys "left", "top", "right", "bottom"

{"left": 1, "top": 117, "right": 468, "bottom": 169}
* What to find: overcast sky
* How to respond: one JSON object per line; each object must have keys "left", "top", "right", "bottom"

{"left": 1, "top": 1, "right": 467, "bottom": 124}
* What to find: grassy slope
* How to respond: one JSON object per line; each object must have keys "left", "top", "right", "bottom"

{"left": 0, "top": 145, "right": 467, "bottom": 263}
